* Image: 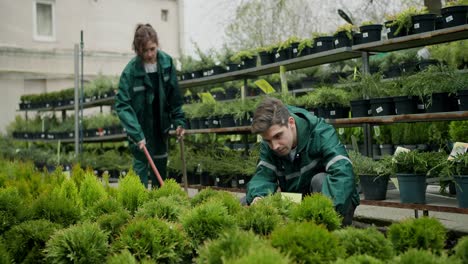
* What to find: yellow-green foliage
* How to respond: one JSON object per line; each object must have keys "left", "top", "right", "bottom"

{"left": 83, "top": 197, "right": 126, "bottom": 221}
{"left": 190, "top": 188, "right": 242, "bottom": 216}
{"left": 135, "top": 196, "right": 189, "bottom": 222}
{"left": 106, "top": 250, "right": 138, "bottom": 264}
{"left": 97, "top": 210, "right": 132, "bottom": 242}
{"left": 30, "top": 188, "right": 81, "bottom": 227}
{"left": 79, "top": 171, "right": 108, "bottom": 207}
{"left": 454, "top": 236, "right": 468, "bottom": 264}
{"left": 334, "top": 227, "right": 394, "bottom": 260}
{"left": 71, "top": 164, "right": 86, "bottom": 189}
{"left": 393, "top": 249, "right": 459, "bottom": 264}
{"left": 238, "top": 200, "right": 282, "bottom": 236}
{"left": 334, "top": 255, "right": 384, "bottom": 264}
{"left": 0, "top": 237, "right": 13, "bottom": 264}
{"left": 271, "top": 221, "right": 345, "bottom": 264}
{"left": 45, "top": 222, "right": 109, "bottom": 263}
{"left": 151, "top": 178, "right": 188, "bottom": 200}
{"left": 59, "top": 178, "right": 81, "bottom": 208}
{"left": 387, "top": 217, "right": 446, "bottom": 254}
{"left": 116, "top": 170, "right": 149, "bottom": 214}
{"left": 291, "top": 193, "right": 342, "bottom": 231}
{"left": 224, "top": 243, "right": 290, "bottom": 264}
{"left": 0, "top": 187, "right": 27, "bottom": 234}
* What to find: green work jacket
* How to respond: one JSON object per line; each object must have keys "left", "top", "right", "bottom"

{"left": 246, "top": 105, "right": 360, "bottom": 215}
{"left": 115, "top": 51, "right": 185, "bottom": 157}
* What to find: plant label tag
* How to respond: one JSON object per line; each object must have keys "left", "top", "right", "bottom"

{"left": 414, "top": 23, "right": 420, "bottom": 29}
{"left": 293, "top": 48, "right": 298, "bottom": 53}
{"left": 446, "top": 15, "right": 453, "bottom": 22}
{"left": 239, "top": 179, "right": 245, "bottom": 184}
{"left": 216, "top": 177, "right": 220, "bottom": 182}
{"left": 368, "top": 109, "right": 372, "bottom": 115}
{"left": 363, "top": 32, "right": 368, "bottom": 38}
{"left": 317, "top": 41, "right": 322, "bottom": 47}
{"left": 338, "top": 128, "right": 345, "bottom": 135}
{"left": 330, "top": 110, "right": 336, "bottom": 116}
{"left": 335, "top": 39, "right": 339, "bottom": 45}
{"left": 458, "top": 99, "right": 461, "bottom": 105}
{"left": 376, "top": 106, "right": 383, "bottom": 113}
{"left": 417, "top": 104, "right": 425, "bottom": 110}
{"left": 373, "top": 126, "right": 381, "bottom": 137}
{"left": 386, "top": 28, "right": 391, "bottom": 33}
{"left": 281, "top": 192, "right": 302, "bottom": 203}
{"left": 395, "top": 108, "right": 398, "bottom": 114}
{"left": 191, "top": 73, "right": 195, "bottom": 78}
{"left": 275, "top": 53, "right": 280, "bottom": 59}
{"left": 448, "top": 142, "right": 468, "bottom": 160}
{"left": 213, "top": 120, "right": 219, "bottom": 125}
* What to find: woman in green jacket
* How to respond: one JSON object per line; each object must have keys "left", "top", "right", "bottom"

{"left": 115, "top": 24, "right": 185, "bottom": 188}
{"left": 247, "top": 97, "right": 359, "bottom": 226}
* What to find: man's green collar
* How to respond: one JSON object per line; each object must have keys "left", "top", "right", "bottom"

{"left": 291, "top": 112, "right": 309, "bottom": 152}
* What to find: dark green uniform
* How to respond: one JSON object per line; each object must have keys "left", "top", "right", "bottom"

{"left": 115, "top": 51, "right": 185, "bottom": 187}
{"left": 247, "top": 105, "right": 359, "bottom": 216}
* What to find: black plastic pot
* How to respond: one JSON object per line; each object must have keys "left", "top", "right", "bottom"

{"left": 291, "top": 42, "right": 300, "bottom": 58}
{"left": 215, "top": 176, "right": 231, "bottom": 188}
{"left": 226, "top": 63, "right": 239, "bottom": 72}
{"left": 385, "top": 20, "right": 407, "bottom": 39}
{"left": 219, "top": 115, "right": 236, "bottom": 128}
{"left": 352, "top": 32, "right": 363, "bottom": 45}
{"left": 350, "top": 99, "right": 370, "bottom": 117}
{"left": 360, "top": 175, "right": 389, "bottom": 200}
{"left": 333, "top": 31, "right": 352, "bottom": 48}
{"left": 425, "top": 92, "right": 459, "bottom": 113}
{"left": 317, "top": 106, "right": 350, "bottom": 119}
{"left": 200, "top": 172, "right": 214, "bottom": 186}
{"left": 412, "top": 14, "right": 436, "bottom": 34}
{"left": 457, "top": 89, "right": 468, "bottom": 111}
{"left": 393, "top": 96, "right": 418, "bottom": 115}
{"left": 441, "top": 5, "right": 468, "bottom": 28}
{"left": 314, "top": 36, "right": 334, "bottom": 53}
{"left": 400, "top": 61, "right": 418, "bottom": 74}
{"left": 225, "top": 87, "right": 239, "bottom": 99}
{"left": 359, "top": 24, "right": 383, "bottom": 44}
{"left": 241, "top": 56, "right": 257, "bottom": 69}
{"left": 298, "top": 46, "right": 312, "bottom": 57}
{"left": 379, "top": 144, "right": 394, "bottom": 156}
{"left": 370, "top": 97, "right": 395, "bottom": 116}
{"left": 275, "top": 47, "right": 292, "bottom": 62}
{"left": 454, "top": 175, "right": 468, "bottom": 208}
{"left": 191, "top": 70, "right": 203, "bottom": 79}
{"left": 211, "top": 65, "right": 226, "bottom": 75}
{"left": 212, "top": 91, "right": 225, "bottom": 101}
{"left": 417, "top": 59, "right": 441, "bottom": 71}
{"left": 259, "top": 51, "right": 275, "bottom": 65}
{"left": 397, "top": 173, "right": 427, "bottom": 204}
{"left": 383, "top": 65, "right": 402, "bottom": 78}
{"left": 435, "top": 16, "right": 445, "bottom": 30}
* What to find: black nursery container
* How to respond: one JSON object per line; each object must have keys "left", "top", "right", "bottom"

{"left": 317, "top": 106, "right": 349, "bottom": 119}
{"left": 291, "top": 42, "right": 300, "bottom": 58}
{"left": 370, "top": 97, "right": 395, "bottom": 116}
{"left": 412, "top": 14, "right": 436, "bottom": 34}
{"left": 314, "top": 36, "right": 334, "bottom": 53}
{"left": 393, "top": 96, "right": 419, "bottom": 115}
{"left": 274, "top": 47, "right": 292, "bottom": 62}
{"left": 241, "top": 56, "right": 257, "bottom": 69}
{"left": 226, "top": 63, "right": 239, "bottom": 72}
{"left": 333, "top": 31, "right": 352, "bottom": 48}
{"left": 384, "top": 20, "right": 406, "bottom": 39}
{"left": 441, "top": 5, "right": 468, "bottom": 28}
{"left": 425, "top": 92, "right": 459, "bottom": 113}
{"left": 359, "top": 24, "right": 383, "bottom": 44}
{"left": 259, "top": 51, "right": 274, "bottom": 65}
{"left": 458, "top": 89, "right": 468, "bottom": 111}
{"left": 350, "top": 99, "right": 370, "bottom": 117}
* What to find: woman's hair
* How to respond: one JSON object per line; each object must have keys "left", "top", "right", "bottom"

{"left": 132, "top": 23, "right": 159, "bottom": 57}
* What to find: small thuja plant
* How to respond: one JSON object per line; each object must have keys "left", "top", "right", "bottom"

{"left": 0, "top": 237, "right": 13, "bottom": 264}
{"left": 334, "top": 255, "right": 384, "bottom": 264}
{"left": 45, "top": 222, "right": 109, "bottom": 263}
{"left": 334, "top": 227, "right": 394, "bottom": 260}
{"left": 0, "top": 186, "right": 27, "bottom": 233}
{"left": 387, "top": 217, "right": 446, "bottom": 254}
{"left": 271, "top": 221, "right": 345, "bottom": 264}
{"left": 190, "top": 188, "right": 220, "bottom": 207}
{"left": 182, "top": 200, "right": 236, "bottom": 248}
{"left": 290, "top": 193, "right": 342, "bottom": 231}
{"left": 83, "top": 196, "right": 126, "bottom": 221}
{"left": 113, "top": 218, "right": 191, "bottom": 263}
{"left": 96, "top": 210, "right": 132, "bottom": 242}
{"left": 196, "top": 229, "right": 266, "bottom": 264}
{"left": 150, "top": 178, "right": 188, "bottom": 200}
{"left": 224, "top": 243, "right": 291, "bottom": 264}
{"left": 258, "top": 192, "right": 297, "bottom": 220}
{"left": 454, "top": 236, "right": 468, "bottom": 264}
{"left": 79, "top": 171, "right": 108, "bottom": 207}
{"left": 190, "top": 188, "right": 242, "bottom": 216}
{"left": 237, "top": 200, "right": 282, "bottom": 236}
{"left": 135, "top": 195, "right": 189, "bottom": 222}
{"left": 59, "top": 178, "right": 81, "bottom": 208}
{"left": 394, "top": 249, "right": 455, "bottom": 263}
{"left": 106, "top": 250, "right": 138, "bottom": 264}
{"left": 116, "top": 170, "right": 149, "bottom": 215}
{"left": 4, "top": 219, "right": 62, "bottom": 263}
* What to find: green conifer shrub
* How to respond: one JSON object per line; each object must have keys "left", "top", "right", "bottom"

{"left": 271, "top": 221, "right": 345, "bottom": 264}
{"left": 79, "top": 171, "right": 108, "bottom": 207}
{"left": 30, "top": 189, "right": 81, "bottom": 227}
{"left": 190, "top": 188, "right": 242, "bottom": 216}
{"left": 387, "top": 217, "right": 446, "bottom": 254}
{"left": 114, "top": 218, "right": 191, "bottom": 263}
{"left": 182, "top": 200, "right": 236, "bottom": 248}
{"left": 224, "top": 244, "right": 291, "bottom": 264}
{"left": 96, "top": 210, "right": 132, "bottom": 242}
{"left": 290, "top": 193, "right": 342, "bottom": 231}
{"left": 237, "top": 201, "right": 282, "bottom": 236}
{"left": 106, "top": 250, "right": 138, "bottom": 264}
{"left": 0, "top": 237, "right": 13, "bottom": 264}
{"left": 116, "top": 171, "right": 149, "bottom": 214}
{"left": 4, "top": 219, "right": 61, "bottom": 263}
{"left": 83, "top": 197, "right": 125, "bottom": 221}
{"left": 45, "top": 222, "right": 109, "bottom": 263}
{"left": 150, "top": 178, "right": 188, "bottom": 199}
{"left": 393, "top": 249, "right": 458, "bottom": 264}
{"left": 0, "top": 187, "right": 26, "bottom": 234}
{"left": 334, "top": 227, "right": 394, "bottom": 260}
{"left": 256, "top": 193, "right": 296, "bottom": 220}
{"left": 454, "top": 236, "right": 468, "bottom": 264}
{"left": 135, "top": 195, "right": 188, "bottom": 222}
{"left": 333, "top": 255, "right": 383, "bottom": 264}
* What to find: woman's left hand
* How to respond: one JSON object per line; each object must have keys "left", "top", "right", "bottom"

{"left": 176, "top": 126, "right": 185, "bottom": 138}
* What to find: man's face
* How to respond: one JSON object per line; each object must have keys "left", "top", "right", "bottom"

{"left": 142, "top": 41, "right": 158, "bottom": 64}
{"left": 260, "top": 117, "right": 296, "bottom": 157}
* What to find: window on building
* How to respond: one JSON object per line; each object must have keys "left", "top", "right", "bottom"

{"left": 161, "top": 9, "right": 168, "bottom": 22}
{"left": 34, "top": 0, "right": 55, "bottom": 41}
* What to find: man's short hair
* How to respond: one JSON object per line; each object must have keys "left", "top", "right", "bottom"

{"left": 251, "top": 97, "right": 290, "bottom": 134}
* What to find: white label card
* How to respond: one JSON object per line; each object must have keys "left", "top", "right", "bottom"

{"left": 376, "top": 106, "right": 383, "bottom": 113}
{"left": 414, "top": 23, "right": 420, "bottom": 29}
{"left": 317, "top": 41, "right": 322, "bottom": 46}
{"left": 446, "top": 15, "right": 453, "bottom": 22}
{"left": 363, "top": 32, "right": 369, "bottom": 38}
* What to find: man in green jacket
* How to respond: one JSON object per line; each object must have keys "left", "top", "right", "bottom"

{"left": 247, "top": 97, "right": 359, "bottom": 225}
{"left": 115, "top": 24, "right": 185, "bottom": 188}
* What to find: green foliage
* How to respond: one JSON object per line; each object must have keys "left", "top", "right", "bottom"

{"left": 182, "top": 200, "right": 236, "bottom": 247}
{"left": 114, "top": 218, "right": 191, "bottom": 263}
{"left": 451, "top": 152, "right": 468, "bottom": 176}
{"left": 271, "top": 221, "right": 345, "bottom": 264}
{"left": 83, "top": 197, "right": 125, "bottom": 221}
{"left": 151, "top": 178, "right": 188, "bottom": 200}
{"left": 96, "top": 210, "right": 132, "bottom": 242}
{"left": 454, "top": 236, "right": 468, "bottom": 264}
{"left": 334, "top": 255, "right": 384, "bottom": 264}
{"left": 387, "top": 217, "right": 446, "bottom": 254}
{"left": 392, "top": 151, "right": 430, "bottom": 175}
{"left": 302, "top": 86, "right": 351, "bottom": 108}
{"left": 0, "top": 237, "right": 13, "bottom": 264}
{"left": 196, "top": 230, "right": 265, "bottom": 264}
{"left": 59, "top": 178, "right": 81, "bottom": 208}
{"left": 334, "top": 24, "right": 356, "bottom": 40}
{"left": 290, "top": 193, "right": 342, "bottom": 231}
{"left": 45, "top": 222, "right": 108, "bottom": 264}
{"left": 135, "top": 196, "right": 188, "bottom": 222}
{"left": 449, "top": 121, "right": 468, "bottom": 142}
{"left": 79, "top": 171, "right": 108, "bottom": 207}
{"left": 387, "top": 7, "right": 428, "bottom": 35}
{"left": 30, "top": 189, "right": 81, "bottom": 227}
{"left": 393, "top": 249, "right": 458, "bottom": 264}
{"left": 191, "top": 188, "right": 221, "bottom": 207}
{"left": 334, "top": 227, "right": 394, "bottom": 260}
{"left": 257, "top": 192, "right": 296, "bottom": 220}
{"left": 298, "top": 38, "right": 313, "bottom": 55}
{"left": 71, "top": 164, "right": 86, "bottom": 189}
{"left": 116, "top": 170, "right": 149, "bottom": 214}
{"left": 224, "top": 243, "right": 291, "bottom": 264}
{"left": 230, "top": 49, "right": 256, "bottom": 62}
{"left": 348, "top": 151, "right": 379, "bottom": 175}
{"left": 106, "top": 250, "right": 138, "bottom": 264}
{"left": 238, "top": 200, "right": 282, "bottom": 236}
{"left": 4, "top": 219, "right": 61, "bottom": 263}
{"left": 0, "top": 187, "right": 26, "bottom": 234}
{"left": 429, "top": 40, "right": 468, "bottom": 69}
{"left": 277, "top": 36, "right": 301, "bottom": 51}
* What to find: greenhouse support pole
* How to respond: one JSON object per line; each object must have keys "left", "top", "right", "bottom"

{"left": 74, "top": 44, "right": 80, "bottom": 156}
{"left": 80, "top": 30, "right": 84, "bottom": 155}
{"left": 361, "top": 51, "right": 372, "bottom": 158}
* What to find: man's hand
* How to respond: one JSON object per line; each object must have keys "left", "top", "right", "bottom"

{"left": 251, "top": 196, "right": 263, "bottom": 205}
{"left": 138, "top": 139, "right": 146, "bottom": 150}
{"left": 176, "top": 126, "right": 185, "bottom": 138}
